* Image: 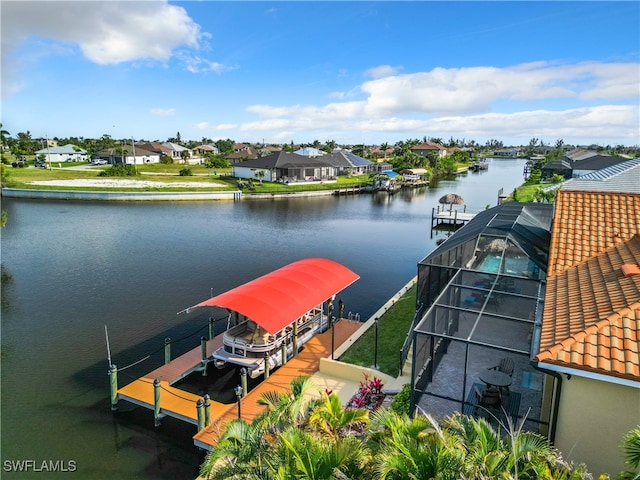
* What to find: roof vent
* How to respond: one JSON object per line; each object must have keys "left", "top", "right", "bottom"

{"left": 621, "top": 264, "right": 640, "bottom": 277}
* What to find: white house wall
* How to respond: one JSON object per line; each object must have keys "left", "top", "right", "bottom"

{"left": 123, "top": 154, "right": 161, "bottom": 164}
{"left": 233, "top": 167, "right": 273, "bottom": 181}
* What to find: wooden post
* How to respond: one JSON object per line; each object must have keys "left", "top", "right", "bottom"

{"left": 264, "top": 352, "right": 270, "bottom": 379}
{"left": 153, "top": 378, "right": 161, "bottom": 427}
{"left": 109, "top": 364, "right": 118, "bottom": 411}
{"left": 201, "top": 336, "right": 208, "bottom": 376}
{"left": 208, "top": 317, "right": 215, "bottom": 340}
{"left": 240, "top": 368, "right": 247, "bottom": 398}
{"left": 164, "top": 337, "right": 171, "bottom": 365}
{"left": 203, "top": 394, "right": 211, "bottom": 427}
{"left": 292, "top": 321, "right": 299, "bottom": 356}
{"left": 281, "top": 342, "right": 287, "bottom": 366}
{"left": 196, "top": 399, "right": 204, "bottom": 431}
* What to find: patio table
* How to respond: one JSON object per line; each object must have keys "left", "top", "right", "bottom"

{"left": 479, "top": 369, "right": 512, "bottom": 389}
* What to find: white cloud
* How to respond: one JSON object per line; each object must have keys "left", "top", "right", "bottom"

{"left": 365, "top": 64, "right": 401, "bottom": 79}
{"left": 180, "top": 55, "right": 238, "bottom": 74}
{"left": 1, "top": 0, "right": 230, "bottom": 96}
{"left": 2, "top": 1, "right": 202, "bottom": 64}
{"left": 360, "top": 61, "right": 639, "bottom": 116}
{"left": 235, "top": 61, "right": 639, "bottom": 143}
{"left": 150, "top": 108, "right": 176, "bottom": 117}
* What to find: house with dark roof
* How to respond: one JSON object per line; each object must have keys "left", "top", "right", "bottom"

{"left": 542, "top": 152, "right": 628, "bottom": 180}
{"left": 136, "top": 141, "right": 173, "bottom": 158}
{"left": 322, "top": 151, "right": 373, "bottom": 175}
{"left": 532, "top": 160, "right": 640, "bottom": 475}
{"left": 226, "top": 144, "right": 259, "bottom": 163}
{"left": 411, "top": 142, "right": 447, "bottom": 158}
{"left": 232, "top": 151, "right": 338, "bottom": 183}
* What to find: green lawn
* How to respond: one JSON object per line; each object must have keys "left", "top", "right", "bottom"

{"left": 340, "top": 284, "right": 417, "bottom": 377}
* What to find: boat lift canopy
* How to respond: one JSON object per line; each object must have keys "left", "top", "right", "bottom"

{"left": 181, "top": 258, "right": 359, "bottom": 335}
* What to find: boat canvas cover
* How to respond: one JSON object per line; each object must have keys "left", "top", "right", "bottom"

{"left": 185, "top": 258, "right": 359, "bottom": 335}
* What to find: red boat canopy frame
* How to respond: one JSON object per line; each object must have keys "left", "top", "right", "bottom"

{"left": 183, "top": 258, "right": 359, "bottom": 335}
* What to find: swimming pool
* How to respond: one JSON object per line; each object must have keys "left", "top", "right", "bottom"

{"left": 477, "top": 255, "right": 502, "bottom": 273}
{"left": 476, "top": 254, "right": 533, "bottom": 275}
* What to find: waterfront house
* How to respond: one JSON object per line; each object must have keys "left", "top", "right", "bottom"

{"left": 162, "top": 142, "right": 192, "bottom": 162}
{"left": 94, "top": 145, "right": 160, "bottom": 165}
{"left": 411, "top": 142, "right": 447, "bottom": 158}
{"left": 408, "top": 159, "right": 640, "bottom": 475}
{"left": 294, "top": 147, "right": 326, "bottom": 157}
{"left": 533, "top": 160, "right": 640, "bottom": 475}
{"left": 35, "top": 143, "right": 88, "bottom": 163}
{"left": 226, "top": 144, "right": 259, "bottom": 164}
{"left": 493, "top": 148, "right": 520, "bottom": 158}
{"left": 136, "top": 141, "right": 173, "bottom": 159}
{"left": 232, "top": 151, "right": 338, "bottom": 183}
{"left": 322, "top": 151, "right": 374, "bottom": 176}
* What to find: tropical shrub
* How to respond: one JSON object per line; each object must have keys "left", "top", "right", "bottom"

{"left": 98, "top": 164, "right": 138, "bottom": 177}
{"left": 179, "top": 166, "right": 192, "bottom": 176}
{"left": 347, "top": 373, "right": 384, "bottom": 411}
{"left": 389, "top": 383, "right": 411, "bottom": 415}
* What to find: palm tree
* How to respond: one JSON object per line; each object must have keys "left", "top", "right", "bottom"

{"left": 369, "top": 409, "right": 466, "bottom": 480}
{"left": 256, "top": 375, "right": 319, "bottom": 432}
{"left": 380, "top": 142, "right": 389, "bottom": 159}
{"left": 309, "top": 392, "right": 369, "bottom": 440}
{"left": 618, "top": 426, "right": 640, "bottom": 480}
{"left": 199, "top": 418, "right": 272, "bottom": 479}
{"left": 254, "top": 169, "right": 267, "bottom": 185}
{"left": 277, "top": 426, "right": 371, "bottom": 480}
{"left": 0, "top": 123, "right": 10, "bottom": 150}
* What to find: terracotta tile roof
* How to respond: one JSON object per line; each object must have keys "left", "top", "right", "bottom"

{"left": 538, "top": 235, "right": 640, "bottom": 381}
{"left": 538, "top": 184, "right": 640, "bottom": 382}
{"left": 547, "top": 190, "right": 640, "bottom": 277}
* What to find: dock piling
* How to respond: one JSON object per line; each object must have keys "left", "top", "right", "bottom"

{"left": 201, "top": 336, "right": 208, "bottom": 376}
{"left": 240, "top": 368, "right": 247, "bottom": 398}
{"left": 164, "top": 337, "right": 171, "bottom": 365}
{"left": 196, "top": 399, "right": 204, "bottom": 431}
{"left": 208, "top": 317, "right": 215, "bottom": 340}
{"left": 109, "top": 364, "right": 118, "bottom": 411}
{"left": 292, "top": 322, "right": 299, "bottom": 356}
{"left": 203, "top": 394, "right": 211, "bottom": 427}
{"left": 281, "top": 342, "right": 287, "bottom": 366}
{"left": 153, "top": 378, "right": 161, "bottom": 427}
{"left": 264, "top": 352, "right": 270, "bottom": 379}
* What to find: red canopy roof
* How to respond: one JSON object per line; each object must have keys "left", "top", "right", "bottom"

{"left": 185, "top": 258, "right": 359, "bottom": 335}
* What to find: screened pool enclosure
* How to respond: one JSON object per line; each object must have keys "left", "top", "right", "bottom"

{"left": 410, "top": 202, "right": 554, "bottom": 431}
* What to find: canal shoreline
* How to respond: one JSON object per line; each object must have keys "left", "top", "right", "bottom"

{"left": 0, "top": 186, "right": 348, "bottom": 201}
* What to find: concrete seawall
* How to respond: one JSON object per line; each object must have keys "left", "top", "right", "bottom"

{"left": 1, "top": 188, "right": 242, "bottom": 202}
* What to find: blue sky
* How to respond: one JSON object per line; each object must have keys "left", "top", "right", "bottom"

{"left": 2, "top": 1, "right": 639, "bottom": 146}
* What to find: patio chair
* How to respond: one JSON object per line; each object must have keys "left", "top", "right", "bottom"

{"left": 489, "top": 358, "right": 514, "bottom": 394}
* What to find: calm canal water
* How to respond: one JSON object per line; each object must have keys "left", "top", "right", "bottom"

{"left": 1, "top": 158, "right": 525, "bottom": 479}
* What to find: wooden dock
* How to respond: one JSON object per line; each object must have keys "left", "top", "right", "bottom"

{"left": 115, "top": 319, "right": 364, "bottom": 450}
{"left": 431, "top": 205, "right": 476, "bottom": 229}
{"left": 117, "top": 335, "right": 226, "bottom": 425}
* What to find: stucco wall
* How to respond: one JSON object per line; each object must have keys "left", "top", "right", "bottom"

{"left": 555, "top": 374, "right": 640, "bottom": 476}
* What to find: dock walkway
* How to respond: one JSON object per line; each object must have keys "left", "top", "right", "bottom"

{"left": 117, "top": 335, "right": 225, "bottom": 425}
{"left": 116, "top": 320, "right": 364, "bottom": 450}
{"left": 431, "top": 205, "right": 476, "bottom": 228}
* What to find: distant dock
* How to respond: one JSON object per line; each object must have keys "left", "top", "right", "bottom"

{"left": 431, "top": 205, "right": 476, "bottom": 229}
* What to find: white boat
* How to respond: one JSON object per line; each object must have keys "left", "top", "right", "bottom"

{"left": 181, "top": 258, "right": 359, "bottom": 378}
{"left": 212, "top": 306, "right": 328, "bottom": 378}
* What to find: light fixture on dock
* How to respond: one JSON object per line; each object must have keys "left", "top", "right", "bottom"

{"left": 234, "top": 385, "right": 243, "bottom": 419}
